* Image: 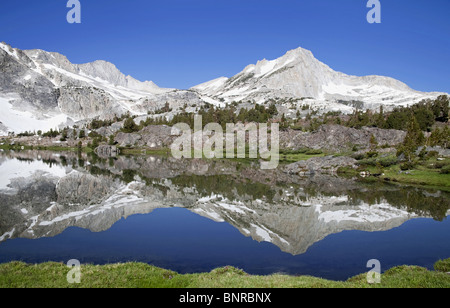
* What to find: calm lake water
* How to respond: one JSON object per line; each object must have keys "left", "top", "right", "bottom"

{"left": 0, "top": 150, "right": 449, "bottom": 281}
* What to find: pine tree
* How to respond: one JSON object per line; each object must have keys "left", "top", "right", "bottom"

{"left": 78, "top": 129, "right": 85, "bottom": 139}
{"left": 267, "top": 103, "right": 278, "bottom": 117}
{"left": 370, "top": 134, "right": 378, "bottom": 151}
{"left": 397, "top": 116, "right": 425, "bottom": 164}
{"left": 108, "top": 134, "right": 115, "bottom": 145}
{"left": 122, "top": 117, "right": 139, "bottom": 133}
{"left": 375, "top": 105, "right": 385, "bottom": 128}
{"left": 60, "top": 128, "right": 68, "bottom": 141}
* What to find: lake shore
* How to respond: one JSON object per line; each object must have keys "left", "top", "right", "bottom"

{"left": 0, "top": 259, "right": 449, "bottom": 288}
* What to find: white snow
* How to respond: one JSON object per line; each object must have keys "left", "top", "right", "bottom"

{"left": 192, "top": 208, "right": 225, "bottom": 222}
{"left": 193, "top": 77, "right": 228, "bottom": 92}
{"left": 41, "top": 64, "right": 156, "bottom": 103}
{"left": 0, "top": 228, "right": 15, "bottom": 242}
{"left": 243, "top": 65, "right": 255, "bottom": 74}
{"left": 241, "top": 228, "right": 251, "bottom": 235}
{"left": 0, "top": 97, "right": 68, "bottom": 134}
{"left": 221, "top": 86, "right": 250, "bottom": 97}
{"left": 198, "top": 194, "right": 220, "bottom": 203}
{"left": 197, "top": 193, "right": 256, "bottom": 215}
{"left": 0, "top": 158, "right": 67, "bottom": 190}
{"left": 42, "top": 64, "right": 93, "bottom": 84}
{"left": 26, "top": 215, "right": 39, "bottom": 235}
{"left": 301, "top": 195, "right": 349, "bottom": 207}
{"left": 255, "top": 59, "right": 277, "bottom": 77}
{"left": 101, "top": 181, "right": 144, "bottom": 207}
{"left": 39, "top": 209, "right": 91, "bottom": 226}
{"left": 215, "top": 202, "right": 247, "bottom": 214}
{"left": 201, "top": 95, "right": 226, "bottom": 108}
{"left": 249, "top": 223, "right": 289, "bottom": 245}
{"left": 0, "top": 43, "right": 19, "bottom": 60}
{"left": 38, "top": 182, "right": 145, "bottom": 227}
{"left": 316, "top": 203, "right": 412, "bottom": 223}
{"left": 251, "top": 223, "right": 272, "bottom": 242}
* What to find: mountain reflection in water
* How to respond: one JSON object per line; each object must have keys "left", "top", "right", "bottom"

{"left": 0, "top": 150, "right": 449, "bottom": 279}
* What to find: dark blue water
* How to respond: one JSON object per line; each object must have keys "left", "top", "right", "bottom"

{"left": 0, "top": 207, "right": 449, "bottom": 281}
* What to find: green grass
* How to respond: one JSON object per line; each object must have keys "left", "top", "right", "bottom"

{"left": 117, "top": 146, "right": 326, "bottom": 165}
{"left": 434, "top": 259, "right": 450, "bottom": 273}
{"left": 339, "top": 156, "right": 450, "bottom": 191}
{"left": 376, "top": 163, "right": 450, "bottom": 191}
{"left": 118, "top": 147, "right": 171, "bottom": 156}
{"left": 278, "top": 152, "right": 326, "bottom": 163}
{"left": 0, "top": 260, "right": 449, "bottom": 288}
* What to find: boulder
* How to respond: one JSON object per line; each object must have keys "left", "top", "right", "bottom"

{"left": 284, "top": 155, "right": 358, "bottom": 175}
{"left": 280, "top": 125, "right": 406, "bottom": 152}
{"left": 95, "top": 145, "right": 119, "bottom": 158}
{"left": 114, "top": 132, "right": 141, "bottom": 147}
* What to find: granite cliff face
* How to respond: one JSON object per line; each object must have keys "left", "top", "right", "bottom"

{"left": 0, "top": 44, "right": 59, "bottom": 112}
{"left": 57, "top": 86, "right": 121, "bottom": 121}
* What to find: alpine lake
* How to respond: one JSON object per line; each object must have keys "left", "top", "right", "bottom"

{"left": 0, "top": 149, "right": 449, "bottom": 281}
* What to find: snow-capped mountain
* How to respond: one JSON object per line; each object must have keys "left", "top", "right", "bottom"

{"left": 191, "top": 47, "right": 446, "bottom": 112}
{"left": 0, "top": 42, "right": 446, "bottom": 135}
{"left": 0, "top": 42, "right": 204, "bottom": 135}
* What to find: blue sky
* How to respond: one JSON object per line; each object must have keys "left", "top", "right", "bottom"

{"left": 1, "top": 0, "right": 449, "bottom": 92}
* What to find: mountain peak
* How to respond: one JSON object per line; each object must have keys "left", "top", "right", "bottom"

{"left": 285, "top": 46, "right": 314, "bottom": 58}
{"left": 192, "top": 45, "right": 446, "bottom": 108}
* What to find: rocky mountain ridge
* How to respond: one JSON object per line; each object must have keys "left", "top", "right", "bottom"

{"left": 191, "top": 47, "right": 445, "bottom": 110}
{"left": 0, "top": 42, "right": 447, "bottom": 135}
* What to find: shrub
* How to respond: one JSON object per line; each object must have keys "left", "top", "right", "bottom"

{"left": 378, "top": 156, "right": 398, "bottom": 167}
{"left": 122, "top": 117, "right": 140, "bottom": 133}
{"left": 366, "top": 151, "right": 378, "bottom": 158}
{"left": 426, "top": 151, "right": 439, "bottom": 159}
{"left": 435, "top": 161, "right": 449, "bottom": 169}
{"left": 351, "top": 152, "right": 366, "bottom": 160}
{"left": 434, "top": 259, "right": 450, "bottom": 272}
{"left": 440, "top": 165, "right": 450, "bottom": 174}
{"left": 122, "top": 169, "right": 137, "bottom": 183}
{"left": 305, "top": 149, "right": 323, "bottom": 155}
{"left": 356, "top": 158, "right": 377, "bottom": 166}
{"left": 356, "top": 155, "right": 397, "bottom": 167}
{"left": 78, "top": 129, "right": 86, "bottom": 139}
{"left": 400, "top": 162, "right": 415, "bottom": 171}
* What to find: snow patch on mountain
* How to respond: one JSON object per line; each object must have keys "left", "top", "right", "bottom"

{"left": 0, "top": 97, "right": 68, "bottom": 135}
{"left": 191, "top": 77, "right": 228, "bottom": 95}
{"left": 0, "top": 157, "right": 67, "bottom": 191}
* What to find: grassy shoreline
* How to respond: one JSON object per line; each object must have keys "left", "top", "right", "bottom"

{"left": 337, "top": 158, "right": 450, "bottom": 191}
{"left": 0, "top": 259, "right": 449, "bottom": 288}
